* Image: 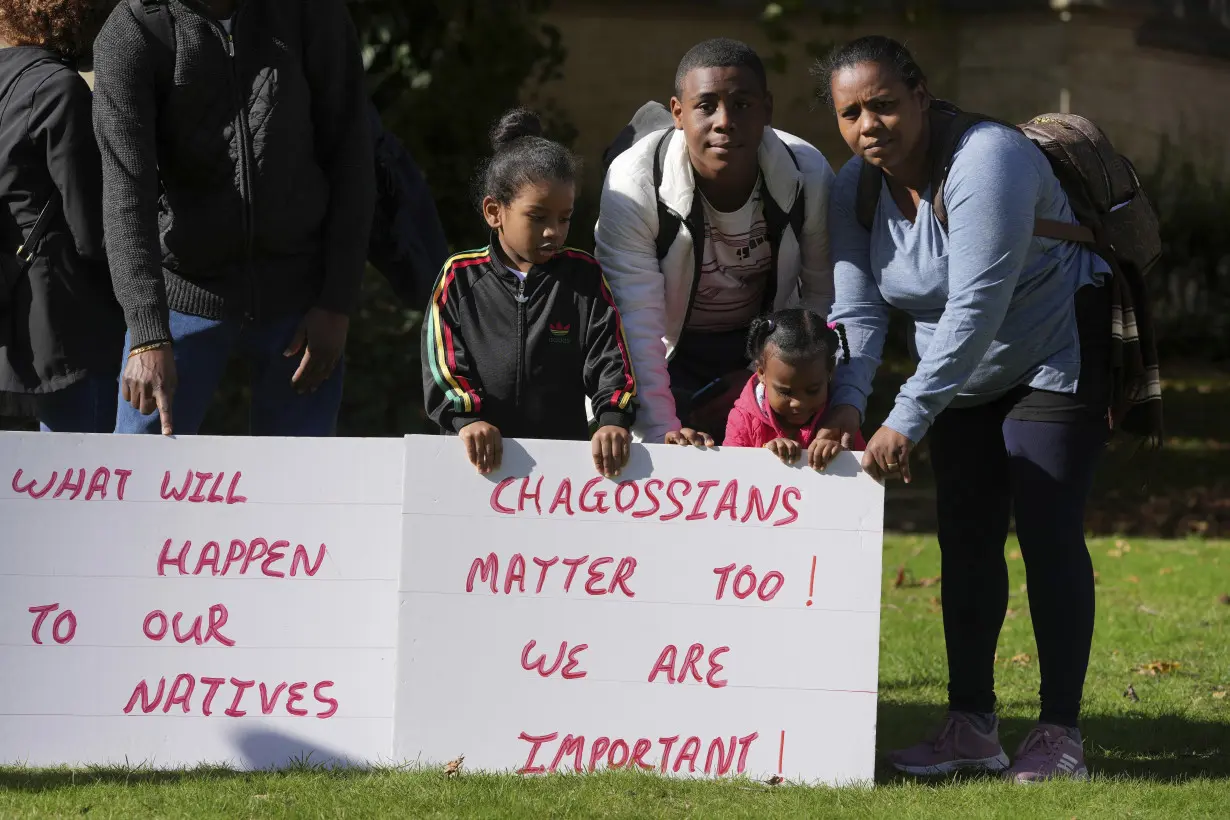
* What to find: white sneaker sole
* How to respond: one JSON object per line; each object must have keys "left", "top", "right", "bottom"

{"left": 1013, "top": 765, "right": 1089, "bottom": 784}
{"left": 892, "top": 751, "right": 1011, "bottom": 776}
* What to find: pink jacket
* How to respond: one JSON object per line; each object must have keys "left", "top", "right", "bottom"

{"left": 724, "top": 374, "right": 867, "bottom": 450}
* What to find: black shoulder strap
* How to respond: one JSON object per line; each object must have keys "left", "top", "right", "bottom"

{"left": 652, "top": 129, "right": 679, "bottom": 262}
{"left": 928, "top": 99, "right": 1002, "bottom": 229}
{"left": 129, "top": 0, "right": 175, "bottom": 97}
{"left": 130, "top": 0, "right": 175, "bottom": 49}
{"left": 759, "top": 143, "right": 807, "bottom": 310}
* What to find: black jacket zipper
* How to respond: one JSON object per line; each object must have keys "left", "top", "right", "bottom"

{"left": 514, "top": 276, "right": 528, "bottom": 408}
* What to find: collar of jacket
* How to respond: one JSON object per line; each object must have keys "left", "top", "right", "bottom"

{"left": 657, "top": 126, "right": 803, "bottom": 221}
{"left": 485, "top": 231, "right": 574, "bottom": 283}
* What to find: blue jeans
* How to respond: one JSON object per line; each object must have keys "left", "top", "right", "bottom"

{"left": 114, "top": 311, "right": 345, "bottom": 436}
{"left": 36, "top": 372, "right": 119, "bottom": 433}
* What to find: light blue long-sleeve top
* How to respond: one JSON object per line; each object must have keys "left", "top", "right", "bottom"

{"left": 827, "top": 122, "right": 1109, "bottom": 443}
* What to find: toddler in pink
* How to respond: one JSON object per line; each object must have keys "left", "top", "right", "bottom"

{"left": 724, "top": 309, "right": 866, "bottom": 468}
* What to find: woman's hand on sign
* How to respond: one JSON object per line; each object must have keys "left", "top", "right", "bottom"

{"left": 863, "top": 426, "right": 913, "bottom": 483}
{"left": 591, "top": 425, "right": 631, "bottom": 478}
{"left": 765, "top": 437, "right": 801, "bottom": 464}
{"left": 459, "top": 420, "right": 502, "bottom": 475}
{"left": 808, "top": 436, "right": 844, "bottom": 471}
{"left": 665, "top": 428, "right": 714, "bottom": 447}
{"left": 816, "top": 403, "right": 862, "bottom": 450}
{"left": 285, "top": 308, "right": 349, "bottom": 394}
{"left": 122, "top": 345, "right": 177, "bottom": 436}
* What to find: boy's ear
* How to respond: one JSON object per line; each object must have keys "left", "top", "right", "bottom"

{"left": 481, "top": 196, "right": 502, "bottom": 230}
{"left": 670, "top": 96, "right": 685, "bottom": 130}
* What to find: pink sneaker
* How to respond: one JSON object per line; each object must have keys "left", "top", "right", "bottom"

{"left": 1007, "top": 724, "right": 1089, "bottom": 783}
{"left": 888, "top": 712, "right": 1010, "bottom": 776}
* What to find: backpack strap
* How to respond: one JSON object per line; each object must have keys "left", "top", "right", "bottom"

{"left": 757, "top": 143, "right": 806, "bottom": 310}
{"left": 652, "top": 129, "right": 680, "bottom": 262}
{"left": 128, "top": 0, "right": 175, "bottom": 96}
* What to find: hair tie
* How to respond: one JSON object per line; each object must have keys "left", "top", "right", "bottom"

{"left": 766, "top": 317, "right": 776, "bottom": 332}
{"left": 833, "top": 322, "right": 851, "bottom": 364}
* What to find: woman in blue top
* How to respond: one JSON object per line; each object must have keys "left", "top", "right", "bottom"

{"left": 818, "top": 36, "right": 1110, "bottom": 783}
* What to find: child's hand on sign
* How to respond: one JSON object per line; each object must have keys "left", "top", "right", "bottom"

{"left": 807, "top": 437, "right": 843, "bottom": 472}
{"left": 591, "top": 425, "right": 631, "bottom": 478}
{"left": 765, "top": 437, "right": 801, "bottom": 464}
{"left": 459, "top": 421, "right": 502, "bottom": 475}
{"left": 664, "top": 428, "right": 715, "bottom": 447}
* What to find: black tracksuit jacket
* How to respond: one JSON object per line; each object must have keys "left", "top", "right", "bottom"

{"left": 422, "top": 242, "right": 637, "bottom": 441}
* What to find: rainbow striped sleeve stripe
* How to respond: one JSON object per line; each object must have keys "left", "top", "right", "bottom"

{"left": 563, "top": 249, "right": 638, "bottom": 411}
{"left": 425, "top": 249, "right": 491, "bottom": 415}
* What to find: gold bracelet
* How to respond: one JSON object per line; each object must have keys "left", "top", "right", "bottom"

{"left": 128, "top": 341, "right": 171, "bottom": 359}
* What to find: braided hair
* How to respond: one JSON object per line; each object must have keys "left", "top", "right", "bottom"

{"left": 746, "top": 308, "right": 850, "bottom": 371}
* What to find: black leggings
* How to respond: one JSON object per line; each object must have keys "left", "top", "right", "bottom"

{"left": 929, "top": 401, "right": 1106, "bottom": 728}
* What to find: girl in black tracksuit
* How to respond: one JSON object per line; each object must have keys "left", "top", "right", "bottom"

{"left": 422, "top": 109, "right": 637, "bottom": 477}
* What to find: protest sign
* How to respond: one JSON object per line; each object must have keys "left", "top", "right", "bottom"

{"left": 394, "top": 436, "right": 885, "bottom": 786}
{"left": 0, "top": 433, "right": 403, "bottom": 769}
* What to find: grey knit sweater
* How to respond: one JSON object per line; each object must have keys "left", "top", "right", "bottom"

{"left": 92, "top": 0, "right": 375, "bottom": 348}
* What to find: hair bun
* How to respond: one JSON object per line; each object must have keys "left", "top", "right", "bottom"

{"left": 490, "top": 108, "right": 544, "bottom": 152}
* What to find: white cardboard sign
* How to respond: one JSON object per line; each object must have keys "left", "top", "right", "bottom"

{"left": 0, "top": 432, "right": 403, "bottom": 769}
{"left": 395, "top": 435, "right": 885, "bottom": 786}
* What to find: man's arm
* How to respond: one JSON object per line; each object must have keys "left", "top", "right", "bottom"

{"left": 302, "top": 0, "right": 375, "bottom": 316}
{"left": 92, "top": 7, "right": 168, "bottom": 347}
{"left": 594, "top": 155, "right": 678, "bottom": 443}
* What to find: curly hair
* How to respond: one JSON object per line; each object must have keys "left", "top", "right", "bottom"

{"left": 0, "top": 0, "right": 105, "bottom": 59}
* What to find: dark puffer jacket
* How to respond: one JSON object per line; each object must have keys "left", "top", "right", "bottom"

{"left": 92, "top": 0, "right": 375, "bottom": 349}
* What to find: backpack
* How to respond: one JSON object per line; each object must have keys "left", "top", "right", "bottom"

{"left": 126, "top": 0, "right": 449, "bottom": 307}
{"left": 854, "top": 99, "right": 1162, "bottom": 278}
{"left": 601, "top": 101, "right": 806, "bottom": 317}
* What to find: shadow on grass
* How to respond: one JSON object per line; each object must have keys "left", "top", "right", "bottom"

{"left": 875, "top": 701, "right": 1230, "bottom": 784}
{"left": 0, "top": 727, "right": 370, "bottom": 792}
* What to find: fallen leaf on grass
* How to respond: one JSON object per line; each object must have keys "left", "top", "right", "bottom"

{"left": 1137, "top": 605, "right": 1160, "bottom": 616}
{"left": 1009, "top": 653, "right": 1031, "bottom": 667}
{"left": 1124, "top": 684, "right": 1140, "bottom": 702}
{"left": 1159, "top": 567, "right": 1174, "bottom": 575}
{"left": 928, "top": 596, "right": 941, "bottom": 612}
{"left": 1219, "top": 594, "right": 1230, "bottom": 606}
{"left": 1126, "top": 575, "right": 1140, "bottom": 584}
{"left": 1115, "top": 539, "right": 1132, "bottom": 552}
{"left": 765, "top": 775, "right": 784, "bottom": 786}
{"left": 893, "top": 566, "right": 941, "bottom": 589}
{"left": 444, "top": 754, "right": 465, "bottom": 778}
{"left": 1106, "top": 549, "right": 1123, "bottom": 558}
{"left": 1214, "top": 691, "right": 1227, "bottom": 700}
{"left": 1019, "top": 584, "right": 1028, "bottom": 594}
{"left": 1005, "top": 608, "right": 1018, "bottom": 619}
{"left": 1134, "top": 661, "right": 1182, "bottom": 676}
{"left": 1008, "top": 550, "right": 1021, "bottom": 560}
{"left": 1093, "top": 571, "right": 1101, "bottom": 585}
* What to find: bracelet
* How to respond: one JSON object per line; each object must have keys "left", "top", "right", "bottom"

{"left": 128, "top": 341, "right": 171, "bottom": 359}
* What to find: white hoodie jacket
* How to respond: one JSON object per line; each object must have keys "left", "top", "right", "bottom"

{"left": 594, "top": 126, "right": 837, "bottom": 443}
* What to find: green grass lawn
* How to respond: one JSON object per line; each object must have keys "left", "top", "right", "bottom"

{"left": 3, "top": 536, "right": 1227, "bottom": 818}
